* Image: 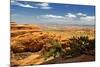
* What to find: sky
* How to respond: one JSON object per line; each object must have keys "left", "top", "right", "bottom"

{"left": 11, "top": 0, "right": 95, "bottom": 26}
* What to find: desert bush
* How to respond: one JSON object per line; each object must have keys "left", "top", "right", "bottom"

{"left": 42, "top": 39, "right": 66, "bottom": 60}
{"left": 83, "top": 39, "right": 95, "bottom": 55}
{"left": 66, "top": 36, "right": 95, "bottom": 56}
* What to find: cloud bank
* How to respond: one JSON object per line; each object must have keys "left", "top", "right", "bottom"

{"left": 36, "top": 13, "right": 95, "bottom": 25}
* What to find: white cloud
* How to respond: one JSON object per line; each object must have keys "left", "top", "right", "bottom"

{"left": 11, "top": 1, "right": 51, "bottom": 9}
{"left": 38, "top": 13, "right": 95, "bottom": 25}
{"left": 17, "top": 3, "right": 37, "bottom": 8}
{"left": 79, "top": 16, "right": 95, "bottom": 25}
{"left": 36, "top": 3, "right": 49, "bottom": 7}
{"left": 80, "top": 16, "right": 95, "bottom": 21}
{"left": 11, "top": 0, "right": 37, "bottom": 8}
{"left": 65, "top": 13, "right": 76, "bottom": 18}
{"left": 36, "top": 2, "right": 52, "bottom": 9}
{"left": 76, "top": 13, "right": 87, "bottom": 16}
{"left": 42, "top": 14, "right": 64, "bottom": 19}
{"left": 40, "top": 6, "right": 52, "bottom": 9}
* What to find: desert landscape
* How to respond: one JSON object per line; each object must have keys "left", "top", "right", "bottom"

{"left": 11, "top": 22, "right": 95, "bottom": 66}
{"left": 10, "top": 1, "right": 95, "bottom": 66}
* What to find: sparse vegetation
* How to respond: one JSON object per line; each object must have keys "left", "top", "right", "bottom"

{"left": 65, "top": 36, "right": 95, "bottom": 56}
{"left": 42, "top": 36, "right": 95, "bottom": 60}
{"left": 42, "top": 39, "right": 66, "bottom": 60}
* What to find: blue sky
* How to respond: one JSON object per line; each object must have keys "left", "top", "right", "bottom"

{"left": 11, "top": 0, "right": 95, "bottom": 25}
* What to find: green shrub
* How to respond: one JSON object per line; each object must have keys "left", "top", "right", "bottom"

{"left": 66, "top": 36, "right": 95, "bottom": 56}
{"left": 42, "top": 39, "right": 66, "bottom": 60}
